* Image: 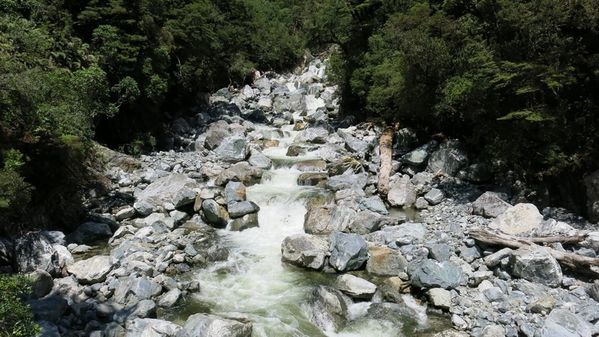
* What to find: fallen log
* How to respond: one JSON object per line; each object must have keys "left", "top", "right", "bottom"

{"left": 469, "top": 229, "right": 599, "bottom": 271}
{"left": 377, "top": 126, "right": 394, "bottom": 196}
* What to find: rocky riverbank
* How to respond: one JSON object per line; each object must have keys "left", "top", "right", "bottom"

{"left": 2, "top": 56, "right": 599, "bottom": 337}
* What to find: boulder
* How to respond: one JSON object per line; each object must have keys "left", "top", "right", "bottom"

{"left": 180, "top": 313, "right": 252, "bottom": 337}
{"left": 326, "top": 173, "right": 368, "bottom": 192}
{"left": 158, "top": 288, "right": 182, "bottom": 308}
{"left": 409, "top": 259, "right": 465, "bottom": 289}
{"left": 365, "top": 223, "right": 427, "bottom": 246}
{"left": 427, "top": 140, "right": 468, "bottom": 176}
{"left": 509, "top": 247, "right": 562, "bottom": 287}
{"left": 304, "top": 205, "right": 355, "bottom": 234}
{"left": 134, "top": 174, "right": 199, "bottom": 211}
{"left": 229, "top": 213, "right": 259, "bottom": 231}
{"left": 366, "top": 246, "right": 408, "bottom": 276}
{"left": 116, "top": 206, "right": 136, "bottom": 221}
{"left": 329, "top": 232, "right": 369, "bottom": 272}
{"left": 308, "top": 285, "right": 351, "bottom": 332}
{"left": 297, "top": 173, "right": 328, "bottom": 186}
{"left": 281, "top": 234, "right": 329, "bottom": 270}
{"left": 215, "top": 162, "right": 263, "bottom": 186}
{"left": 335, "top": 274, "right": 377, "bottom": 300}
{"left": 113, "top": 276, "right": 163, "bottom": 304}
{"left": 204, "top": 121, "right": 231, "bottom": 150}
{"left": 28, "top": 269, "right": 53, "bottom": 299}
{"left": 214, "top": 137, "right": 248, "bottom": 162}
{"left": 248, "top": 150, "right": 272, "bottom": 169}
{"left": 67, "top": 221, "right": 112, "bottom": 244}
{"left": 348, "top": 211, "right": 397, "bottom": 235}
{"left": 424, "top": 188, "right": 444, "bottom": 205}
{"left": 387, "top": 175, "right": 417, "bottom": 207}
{"left": 338, "top": 131, "right": 370, "bottom": 153}
{"left": 428, "top": 288, "right": 452, "bottom": 310}
{"left": 224, "top": 181, "right": 246, "bottom": 204}
{"left": 490, "top": 203, "right": 543, "bottom": 235}
{"left": 402, "top": 144, "right": 432, "bottom": 167}
{"left": 202, "top": 200, "right": 229, "bottom": 228}
{"left": 294, "top": 126, "right": 329, "bottom": 144}
{"left": 67, "top": 255, "right": 112, "bottom": 284}
{"left": 359, "top": 196, "right": 389, "bottom": 215}
{"left": 541, "top": 308, "right": 593, "bottom": 337}
{"left": 15, "top": 232, "right": 61, "bottom": 276}
{"left": 227, "top": 201, "right": 260, "bottom": 218}
{"left": 472, "top": 192, "right": 511, "bottom": 218}
{"left": 126, "top": 318, "right": 182, "bottom": 337}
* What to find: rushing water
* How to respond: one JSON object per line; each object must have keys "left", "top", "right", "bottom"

{"left": 166, "top": 126, "right": 449, "bottom": 336}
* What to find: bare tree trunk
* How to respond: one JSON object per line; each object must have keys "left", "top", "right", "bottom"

{"left": 378, "top": 127, "right": 394, "bottom": 196}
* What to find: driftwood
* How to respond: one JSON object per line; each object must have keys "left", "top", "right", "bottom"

{"left": 469, "top": 229, "right": 599, "bottom": 272}
{"left": 377, "top": 127, "right": 394, "bottom": 196}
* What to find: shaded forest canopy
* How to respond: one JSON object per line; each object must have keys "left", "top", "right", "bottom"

{"left": 1, "top": 0, "right": 598, "bottom": 232}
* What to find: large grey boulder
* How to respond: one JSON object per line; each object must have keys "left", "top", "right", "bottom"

{"left": 335, "top": 274, "right": 377, "bottom": 300}
{"left": 215, "top": 137, "right": 248, "bottom": 162}
{"left": 15, "top": 232, "right": 61, "bottom": 276}
{"left": 329, "top": 232, "right": 368, "bottom": 272}
{"left": 126, "top": 318, "right": 182, "bottom": 337}
{"left": 281, "top": 234, "right": 328, "bottom": 270}
{"left": 67, "top": 255, "right": 112, "bottom": 284}
{"left": 308, "top": 285, "right": 352, "bottom": 332}
{"left": 113, "top": 276, "right": 163, "bottom": 304}
{"left": 359, "top": 196, "right": 388, "bottom": 215}
{"left": 202, "top": 200, "right": 229, "bottom": 228}
{"left": 227, "top": 201, "right": 259, "bottom": 219}
{"left": 304, "top": 205, "right": 355, "bottom": 234}
{"left": 338, "top": 130, "right": 370, "bottom": 153}
{"left": 409, "top": 259, "right": 465, "bottom": 289}
{"left": 326, "top": 173, "right": 368, "bottom": 192}
{"left": 294, "top": 126, "right": 329, "bottom": 144}
{"left": 427, "top": 140, "right": 468, "bottom": 176}
{"left": 509, "top": 247, "right": 562, "bottom": 287}
{"left": 387, "top": 175, "right": 417, "bottom": 207}
{"left": 402, "top": 143, "right": 433, "bottom": 167}
{"left": 472, "top": 192, "right": 511, "bottom": 218}
{"left": 28, "top": 270, "right": 53, "bottom": 299}
{"left": 179, "top": 313, "right": 252, "bottom": 337}
{"left": 424, "top": 188, "right": 444, "bottom": 205}
{"left": 229, "top": 213, "right": 259, "bottom": 231}
{"left": 248, "top": 150, "right": 272, "bottom": 169}
{"left": 541, "top": 308, "right": 593, "bottom": 337}
{"left": 134, "top": 174, "right": 199, "bottom": 211}
{"left": 224, "top": 181, "right": 246, "bottom": 204}
{"left": 490, "top": 203, "right": 543, "bottom": 235}
{"left": 204, "top": 121, "right": 231, "bottom": 150}
{"left": 215, "top": 162, "right": 263, "bottom": 186}
{"left": 67, "top": 221, "right": 112, "bottom": 244}
{"left": 366, "top": 246, "right": 408, "bottom": 276}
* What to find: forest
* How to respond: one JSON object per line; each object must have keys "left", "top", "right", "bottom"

{"left": 1, "top": 0, "right": 598, "bottom": 231}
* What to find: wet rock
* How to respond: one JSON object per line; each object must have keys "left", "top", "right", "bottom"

{"left": 202, "top": 200, "right": 230, "bottom": 228}
{"left": 409, "top": 259, "right": 465, "bottom": 289}
{"left": 225, "top": 181, "right": 246, "bottom": 203}
{"left": 329, "top": 232, "right": 368, "bottom": 272}
{"left": 304, "top": 205, "right": 355, "bottom": 234}
{"left": 134, "top": 174, "right": 199, "bottom": 211}
{"left": 286, "top": 144, "right": 307, "bottom": 157}
{"left": 229, "top": 213, "right": 259, "bottom": 231}
{"left": 67, "top": 221, "right": 113, "bottom": 244}
{"left": 359, "top": 196, "right": 388, "bottom": 215}
{"left": 281, "top": 234, "right": 329, "bottom": 270}
{"left": 428, "top": 288, "right": 451, "bottom": 309}
{"left": 297, "top": 172, "right": 328, "bottom": 186}
{"left": 541, "top": 308, "right": 593, "bottom": 337}
{"left": 227, "top": 201, "right": 260, "bottom": 218}
{"left": 15, "top": 232, "right": 61, "bottom": 276}
{"left": 126, "top": 318, "right": 182, "bottom": 337}
{"left": 387, "top": 175, "right": 417, "bottom": 207}
{"left": 67, "top": 255, "right": 112, "bottom": 284}
{"left": 366, "top": 246, "right": 408, "bottom": 276}
{"left": 180, "top": 313, "right": 252, "bottom": 337}
{"left": 248, "top": 150, "right": 272, "bottom": 169}
{"left": 215, "top": 137, "right": 248, "bottom": 162}
{"left": 158, "top": 288, "right": 182, "bottom": 307}
{"left": 424, "top": 188, "right": 444, "bottom": 205}
{"left": 509, "top": 247, "right": 562, "bottom": 287}
{"left": 309, "top": 285, "right": 351, "bottom": 332}
{"left": 472, "top": 192, "right": 511, "bottom": 218}
{"left": 427, "top": 140, "right": 468, "bottom": 176}
{"left": 294, "top": 159, "right": 327, "bottom": 172}
{"left": 335, "top": 274, "right": 377, "bottom": 299}
{"left": 490, "top": 203, "right": 543, "bottom": 235}
{"left": 28, "top": 269, "right": 53, "bottom": 298}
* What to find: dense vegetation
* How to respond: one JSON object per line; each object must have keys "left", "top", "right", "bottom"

{"left": 1, "top": 0, "right": 598, "bottom": 232}
{"left": 0, "top": 275, "right": 39, "bottom": 337}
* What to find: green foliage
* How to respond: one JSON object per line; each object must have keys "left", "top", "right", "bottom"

{"left": 0, "top": 275, "right": 40, "bottom": 337}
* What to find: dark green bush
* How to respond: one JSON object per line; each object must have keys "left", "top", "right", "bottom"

{"left": 0, "top": 275, "right": 40, "bottom": 337}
